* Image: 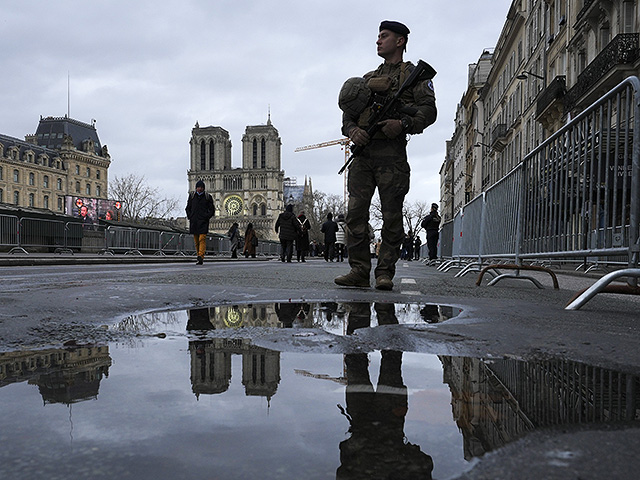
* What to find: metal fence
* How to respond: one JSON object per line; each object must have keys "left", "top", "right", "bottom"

{"left": 439, "top": 77, "right": 640, "bottom": 269}
{"left": 0, "top": 216, "right": 280, "bottom": 257}
{"left": 437, "top": 76, "right": 640, "bottom": 303}
{"left": 0, "top": 215, "right": 83, "bottom": 254}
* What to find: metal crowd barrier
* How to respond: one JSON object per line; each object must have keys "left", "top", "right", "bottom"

{"left": 438, "top": 76, "right": 640, "bottom": 307}
{"left": 0, "top": 216, "right": 83, "bottom": 254}
{"left": 0, "top": 214, "right": 19, "bottom": 250}
{"left": 1, "top": 214, "right": 284, "bottom": 259}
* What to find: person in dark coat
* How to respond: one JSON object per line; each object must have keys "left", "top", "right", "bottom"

{"left": 296, "top": 211, "right": 311, "bottom": 262}
{"left": 275, "top": 205, "right": 300, "bottom": 262}
{"left": 414, "top": 235, "right": 422, "bottom": 260}
{"left": 227, "top": 222, "right": 241, "bottom": 258}
{"left": 185, "top": 180, "right": 214, "bottom": 265}
{"left": 421, "top": 203, "right": 441, "bottom": 261}
{"left": 243, "top": 223, "right": 258, "bottom": 258}
{"left": 321, "top": 212, "right": 339, "bottom": 262}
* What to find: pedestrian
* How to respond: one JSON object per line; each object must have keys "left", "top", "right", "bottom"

{"left": 421, "top": 203, "right": 441, "bottom": 261}
{"left": 243, "top": 223, "right": 258, "bottom": 258}
{"left": 402, "top": 232, "right": 414, "bottom": 261}
{"left": 185, "top": 179, "right": 214, "bottom": 265}
{"left": 296, "top": 211, "right": 311, "bottom": 262}
{"left": 335, "top": 213, "right": 347, "bottom": 262}
{"left": 227, "top": 222, "right": 241, "bottom": 258}
{"left": 414, "top": 235, "right": 422, "bottom": 260}
{"left": 275, "top": 204, "right": 300, "bottom": 262}
{"left": 321, "top": 212, "right": 339, "bottom": 262}
{"left": 334, "top": 20, "right": 436, "bottom": 290}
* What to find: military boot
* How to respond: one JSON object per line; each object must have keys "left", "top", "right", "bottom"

{"left": 334, "top": 271, "right": 370, "bottom": 288}
{"left": 375, "top": 275, "right": 393, "bottom": 291}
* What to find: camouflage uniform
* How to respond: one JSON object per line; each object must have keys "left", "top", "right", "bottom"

{"left": 341, "top": 61, "right": 437, "bottom": 283}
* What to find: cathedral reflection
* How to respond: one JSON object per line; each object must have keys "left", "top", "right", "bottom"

{"left": 0, "top": 346, "right": 111, "bottom": 405}
{"left": 182, "top": 302, "right": 461, "bottom": 334}
{"left": 189, "top": 338, "right": 280, "bottom": 400}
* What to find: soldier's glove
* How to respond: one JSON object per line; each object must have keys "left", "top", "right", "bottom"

{"left": 348, "top": 127, "right": 370, "bottom": 147}
{"left": 378, "top": 119, "right": 403, "bottom": 139}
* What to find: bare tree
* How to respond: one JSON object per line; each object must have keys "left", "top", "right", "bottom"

{"left": 110, "top": 173, "right": 179, "bottom": 224}
{"left": 370, "top": 196, "right": 430, "bottom": 240}
{"left": 308, "top": 190, "right": 345, "bottom": 242}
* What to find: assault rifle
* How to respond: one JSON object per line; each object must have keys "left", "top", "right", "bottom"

{"left": 338, "top": 59, "right": 437, "bottom": 175}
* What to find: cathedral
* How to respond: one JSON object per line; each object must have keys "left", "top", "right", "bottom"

{"left": 186, "top": 116, "right": 312, "bottom": 241}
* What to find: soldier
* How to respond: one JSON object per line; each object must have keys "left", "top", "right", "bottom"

{"left": 335, "top": 20, "right": 437, "bottom": 290}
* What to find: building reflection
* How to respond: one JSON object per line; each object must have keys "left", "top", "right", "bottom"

{"left": 441, "top": 356, "right": 640, "bottom": 459}
{"left": 189, "top": 338, "right": 280, "bottom": 400}
{"left": 0, "top": 346, "right": 111, "bottom": 405}
{"left": 184, "top": 302, "right": 460, "bottom": 333}
{"left": 338, "top": 302, "right": 434, "bottom": 479}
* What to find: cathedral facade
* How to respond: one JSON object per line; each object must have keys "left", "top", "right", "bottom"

{"left": 187, "top": 117, "right": 311, "bottom": 241}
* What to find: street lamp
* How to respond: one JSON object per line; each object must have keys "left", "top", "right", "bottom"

{"left": 517, "top": 70, "right": 544, "bottom": 80}
{"left": 474, "top": 142, "right": 491, "bottom": 148}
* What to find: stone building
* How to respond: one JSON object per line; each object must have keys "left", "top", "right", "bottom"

{"left": 442, "top": 0, "right": 640, "bottom": 220}
{"left": 0, "top": 115, "right": 111, "bottom": 212}
{"left": 186, "top": 116, "right": 312, "bottom": 241}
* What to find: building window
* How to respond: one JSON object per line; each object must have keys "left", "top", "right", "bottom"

{"left": 75, "top": 181, "right": 80, "bottom": 193}
{"left": 209, "top": 140, "right": 215, "bottom": 170}
{"left": 0, "top": 188, "right": 3, "bottom": 202}
{"left": 44, "top": 195, "right": 49, "bottom": 209}
{"left": 261, "top": 139, "right": 266, "bottom": 168}
{"left": 43, "top": 175, "right": 49, "bottom": 188}
{"left": 86, "top": 184, "right": 91, "bottom": 195}
{"left": 96, "top": 170, "right": 101, "bottom": 180}
{"left": 29, "top": 172, "right": 35, "bottom": 186}
{"left": 252, "top": 139, "right": 258, "bottom": 168}
{"left": 200, "top": 141, "right": 206, "bottom": 170}
{"left": 58, "top": 197, "right": 63, "bottom": 211}
{"left": 96, "top": 185, "right": 101, "bottom": 196}
{"left": 261, "top": 204, "right": 266, "bottom": 216}
{"left": 28, "top": 193, "right": 34, "bottom": 207}
{"left": 86, "top": 167, "right": 91, "bottom": 177}
{"left": 57, "top": 178, "right": 62, "bottom": 190}
{"left": 13, "top": 170, "right": 19, "bottom": 182}
{"left": 0, "top": 166, "right": 3, "bottom": 180}
{"left": 253, "top": 204, "right": 258, "bottom": 215}
{"left": 75, "top": 165, "right": 80, "bottom": 174}
{"left": 13, "top": 191, "right": 19, "bottom": 205}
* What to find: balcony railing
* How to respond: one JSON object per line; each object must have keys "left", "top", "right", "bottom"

{"left": 565, "top": 33, "right": 639, "bottom": 110}
{"left": 536, "top": 75, "right": 566, "bottom": 117}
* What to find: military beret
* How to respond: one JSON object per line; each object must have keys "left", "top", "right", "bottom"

{"left": 379, "top": 20, "right": 410, "bottom": 37}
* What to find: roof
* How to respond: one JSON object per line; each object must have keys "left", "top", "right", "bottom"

{"left": 34, "top": 116, "right": 104, "bottom": 156}
{"left": 0, "top": 133, "right": 60, "bottom": 162}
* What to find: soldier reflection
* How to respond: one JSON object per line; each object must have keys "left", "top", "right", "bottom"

{"left": 186, "top": 307, "right": 212, "bottom": 331}
{"left": 337, "top": 303, "right": 433, "bottom": 479}
{"left": 275, "top": 302, "right": 310, "bottom": 328}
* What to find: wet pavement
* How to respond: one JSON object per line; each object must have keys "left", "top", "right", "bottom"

{"left": 1, "top": 255, "right": 640, "bottom": 479}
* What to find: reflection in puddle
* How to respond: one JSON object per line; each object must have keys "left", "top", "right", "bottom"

{"left": 113, "top": 301, "right": 463, "bottom": 336}
{"left": 1, "top": 329, "right": 640, "bottom": 477}
{"left": 1, "top": 340, "right": 640, "bottom": 479}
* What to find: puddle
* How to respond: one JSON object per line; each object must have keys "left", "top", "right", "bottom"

{"left": 1, "top": 335, "right": 639, "bottom": 479}
{"left": 112, "top": 302, "right": 463, "bottom": 337}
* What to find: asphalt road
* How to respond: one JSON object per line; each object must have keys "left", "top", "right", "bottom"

{"left": 1, "top": 254, "right": 640, "bottom": 479}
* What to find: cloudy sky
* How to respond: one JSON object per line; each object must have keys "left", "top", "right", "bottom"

{"left": 1, "top": 0, "right": 512, "bottom": 214}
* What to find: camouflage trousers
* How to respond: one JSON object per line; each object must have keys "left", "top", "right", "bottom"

{"left": 345, "top": 138, "right": 410, "bottom": 280}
